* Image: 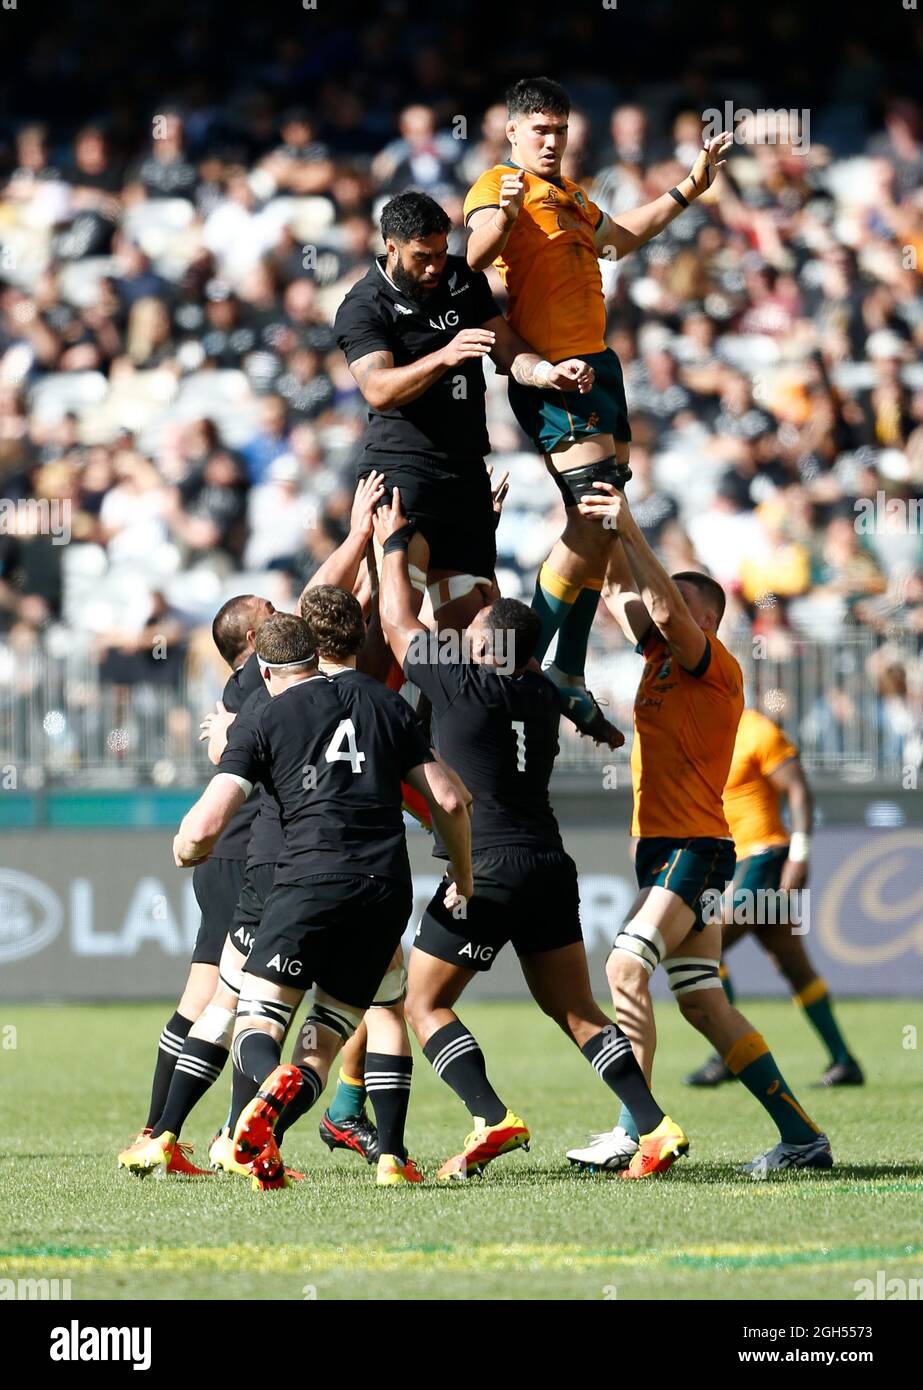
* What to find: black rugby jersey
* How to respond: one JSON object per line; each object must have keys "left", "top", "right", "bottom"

{"left": 334, "top": 254, "right": 500, "bottom": 463}
{"left": 218, "top": 668, "right": 434, "bottom": 885}
{"left": 403, "top": 640, "right": 564, "bottom": 858}
{"left": 230, "top": 681, "right": 285, "bottom": 870}
{"left": 210, "top": 652, "right": 264, "bottom": 860}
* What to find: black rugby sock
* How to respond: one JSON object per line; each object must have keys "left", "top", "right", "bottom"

{"left": 364, "top": 1052, "right": 413, "bottom": 1161}
{"left": 144, "top": 1010, "right": 193, "bottom": 1130}
{"left": 581, "top": 1025, "right": 664, "bottom": 1134}
{"left": 423, "top": 1019, "right": 507, "bottom": 1125}
{"left": 273, "top": 1065, "right": 324, "bottom": 1143}
{"left": 154, "top": 1039, "right": 228, "bottom": 1139}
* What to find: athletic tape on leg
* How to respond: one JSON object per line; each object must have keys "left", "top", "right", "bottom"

{"left": 235, "top": 992, "right": 294, "bottom": 1036}
{"left": 613, "top": 919, "right": 666, "bottom": 976}
{"left": 369, "top": 964, "right": 407, "bottom": 1007}
{"left": 196, "top": 1003, "right": 236, "bottom": 1047}
{"left": 307, "top": 988, "right": 365, "bottom": 1043}
{"left": 666, "top": 957, "right": 723, "bottom": 997}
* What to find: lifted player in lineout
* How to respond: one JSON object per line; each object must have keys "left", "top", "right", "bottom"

{"left": 686, "top": 707, "right": 863, "bottom": 1089}
{"left": 334, "top": 191, "right": 602, "bottom": 668}
{"left": 375, "top": 488, "right": 688, "bottom": 1181}
{"left": 566, "top": 485, "right": 832, "bottom": 1175}
{"left": 465, "top": 77, "right": 731, "bottom": 735}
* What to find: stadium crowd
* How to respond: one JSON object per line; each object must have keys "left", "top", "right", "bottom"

{"left": 0, "top": 2, "right": 921, "bottom": 777}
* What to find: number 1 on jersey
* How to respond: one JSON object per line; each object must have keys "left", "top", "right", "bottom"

{"left": 512, "top": 719, "right": 526, "bottom": 772}
{"left": 325, "top": 718, "right": 366, "bottom": 774}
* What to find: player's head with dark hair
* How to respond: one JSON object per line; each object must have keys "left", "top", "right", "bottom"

{"left": 300, "top": 584, "right": 365, "bottom": 663}
{"left": 672, "top": 571, "right": 727, "bottom": 631}
{"left": 469, "top": 597, "right": 542, "bottom": 674}
{"left": 506, "top": 77, "right": 570, "bottom": 122}
{"left": 212, "top": 594, "right": 275, "bottom": 667}
{"left": 505, "top": 78, "right": 570, "bottom": 180}
{"left": 379, "top": 191, "right": 450, "bottom": 303}
{"left": 254, "top": 612, "right": 318, "bottom": 686}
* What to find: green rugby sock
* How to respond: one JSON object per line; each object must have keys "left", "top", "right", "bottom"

{"left": 552, "top": 583, "right": 602, "bottom": 680}
{"left": 796, "top": 979, "right": 853, "bottom": 1065}
{"left": 725, "top": 1031, "right": 819, "bottom": 1144}
{"left": 531, "top": 563, "right": 581, "bottom": 664}
{"left": 719, "top": 964, "right": 736, "bottom": 1005}
{"left": 327, "top": 1068, "right": 366, "bottom": 1122}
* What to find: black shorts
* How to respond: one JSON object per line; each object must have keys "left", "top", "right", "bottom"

{"left": 414, "top": 846, "right": 583, "bottom": 973}
{"left": 192, "top": 856, "right": 246, "bottom": 965}
{"left": 551, "top": 457, "right": 633, "bottom": 509}
{"left": 246, "top": 872, "right": 413, "bottom": 1008}
{"left": 228, "top": 862, "right": 276, "bottom": 958}
{"left": 360, "top": 453, "right": 497, "bottom": 577}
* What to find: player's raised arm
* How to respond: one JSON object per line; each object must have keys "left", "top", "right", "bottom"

{"left": 599, "top": 536, "right": 656, "bottom": 646}
{"left": 594, "top": 132, "right": 731, "bottom": 261}
{"left": 373, "top": 488, "right": 427, "bottom": 667}
{"left": 173, "top": 774, "right": 249, "bottom": 867}
{"left": 466, "top": 167, "right": 525, "bottom": 271}
{"left": 579, "top": 484, "right": 706, "bottom": 670}
{"left": 483, "top": 314, "right": 594, "bottom": 393}
{"left": 298, "top": 472, "right": 386, "bottom": 608}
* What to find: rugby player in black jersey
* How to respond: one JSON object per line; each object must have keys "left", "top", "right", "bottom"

{"left": 335, "top": 193, "right": 611, "bottom": 737}
{"left": 118, "top": 483, "right": 419, "bottom": 1180}
{"left": 374, "top": 493, "right": 690, "bottom": 1181}
{"left": 117, "top": 593, "right": 272, "bottom": 1177}
{"left": 170, "top": 612, "right": 472, "bottom": 1188}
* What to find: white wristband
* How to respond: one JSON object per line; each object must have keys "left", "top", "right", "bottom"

{"left": 533, "top": 359, "right": 554, "bottom": 388}
{"left": 788, "top": 832, "right": 811, "bottom": 863}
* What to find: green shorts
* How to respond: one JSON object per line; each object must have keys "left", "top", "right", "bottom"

{"left": 731, "top": 845, "right": 789, "bottom": 928}
{"left": 508, "top": 347, "right": 631, "bottom": 454}
{"left": 635, "top": 836, "right": 737, "bottom": 932}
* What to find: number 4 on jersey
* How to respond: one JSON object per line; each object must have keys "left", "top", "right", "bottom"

{"left": 325, "top": 719, "right": 366, "bottom": 774}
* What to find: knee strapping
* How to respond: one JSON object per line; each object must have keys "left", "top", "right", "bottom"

{"left": 235, "top": 993, "right": 294, "bottom": 1037}
{"left": 667, "top": 957, "right": 723, "bottom": 998}
{"left": 306, "top": 988, "right": 364, "bottom": 1043}
{"left": 613, "top": 919, "right": 666, "bottom": 977}
{"left": 196, "top": 1003, "right": 235, "bottom": 1047}
{"left": 369, "top": 963, "right": 407, "bottom": 1008}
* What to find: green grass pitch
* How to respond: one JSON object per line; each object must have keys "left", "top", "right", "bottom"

{"left": 1, "top": 998, "right": 921, "bottom": 1301}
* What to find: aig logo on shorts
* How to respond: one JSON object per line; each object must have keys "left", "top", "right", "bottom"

{"left": 0, "top": 870, "right": 64, "bottom": 964}
{"left": 266, "top": 953, "right": 303, "bottom": 977}
{"left": 458, "top": 942, "right": 494, "bottom": 963}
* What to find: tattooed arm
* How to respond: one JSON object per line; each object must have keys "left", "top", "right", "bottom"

{"left": 349, "top": 325, "right": 498, "bottom": 410}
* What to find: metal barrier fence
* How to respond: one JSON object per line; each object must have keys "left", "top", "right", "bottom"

{"left": 0, "top": 630, "right": 919, "bottom": 788}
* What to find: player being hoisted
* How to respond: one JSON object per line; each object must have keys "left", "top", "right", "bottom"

{"left": 465, "top": 77, "right": 730, "bottom": 736}
{"left": 333, "top": 190, "right": 619, "bottom": 751}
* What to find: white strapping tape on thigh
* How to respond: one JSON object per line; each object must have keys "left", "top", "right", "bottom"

{"left": 369, "top": 963, "right": 407, "bottom": 1008}
{"left": 408, "top": 564, "right": 427, "bottom": 595}
{"left": 666, "top": 957, "right": 723, "bottom": 997}
{"left": 613, "top": 918, "right": 666, "bottom": 976}
{"left": 196, "top": 1003, "right": 236, "bottom": 1047}
{"left": 427, "top": 574, "right": 491, "bottom": 611}
{"left": 307, "top": 987, "right": 365, "bottom": 1042}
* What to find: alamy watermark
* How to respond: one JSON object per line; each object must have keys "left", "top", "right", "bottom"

{"left": 702, "top": 102, "right": 810, "bottom": 154}
{"left": 0, "top": 498, "right": 71, "bottom": 546}
{"left": 405, "top": 626, "right": 516, "bottom": 676}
